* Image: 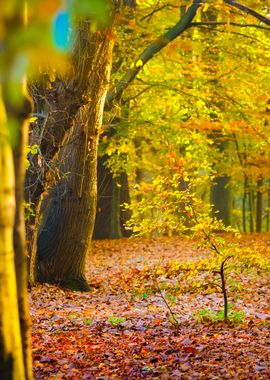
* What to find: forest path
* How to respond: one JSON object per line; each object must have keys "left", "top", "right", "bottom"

{"left": 32, "top": 236, "right": 269, "bottom": 379}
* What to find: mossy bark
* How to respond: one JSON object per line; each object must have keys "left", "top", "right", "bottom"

{"left": 11, "top": 96, "right": 33, "bottom": 380}
{"left": 0, "top": 93, "right": 25, "bottom": 380}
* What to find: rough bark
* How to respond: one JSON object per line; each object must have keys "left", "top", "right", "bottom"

{"left": 37, "top": 124, "right": 98, "bottom": 290}
{"left": 26, "top": 21, "right": 114, "bottom": 285}
{"left": 36, "top": 29, "right": 114, "bottom": 290}
{"left": 29, "top": 1, "right": 203, "bottom": 287}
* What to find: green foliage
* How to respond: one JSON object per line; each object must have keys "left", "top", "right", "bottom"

{"left": 108, "top": 316, "right": 126, "bottom": 325}
{"left": 68, "top": 0, "right": 110, "bottom": 25}
{"left": 103, "top": 0, "right": 270, "bottom": 235}
{"left": 26, "top": 143, "right": 39, "bottom": 169}
{"left": 82, "top": 318, "right": 93, "bottom": 325}
{"left": 124, "top": 168, "right": 235, "bottom": 239}
{"left": 194, "top": 306, "right": 246, "bottom": 324}
{"left": 67, "top": 312, "right": 79, "bottom": 320}
{"left": 23, "top": 201, "right": 35, "bottom": 221}
{"left": 29, "top": 144, "right": 39, "bottom": 155}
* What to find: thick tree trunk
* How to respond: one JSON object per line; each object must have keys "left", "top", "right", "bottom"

{"left": 0, "top": 93, "right": 25, "bottom": 380}
{"left": 37, "top": 30, "right": 114, "bottom": 290}
{"left": 26, "top": 23, "right": 114, "bottom": 285}
{"left": 28, "top": 1, "right": 202, "bottom": 285}
{"left": 26, "top": 78, "right": 94, "bottom": 285}
{"left": 37, "top": 123, "right": 98, "bottom": 290}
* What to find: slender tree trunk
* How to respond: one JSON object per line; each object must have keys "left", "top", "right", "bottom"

{"left": 267, "top": 181, "right": 270, "bottom": 232}
{"left": 13, "top": 127, "right": 33, "bottom": 380}
{"left": 242, "top": 176, "right": 248, "bottom": 233}
{"left": 209, "top": 133, "right": 232, "bottom": 226}
{"left": 93, "top": 157, "right": 132, "bottom": 239}
{"left": 256, "top": 177, "right": 263, "bottom": 233}
{"left": 110, "top": 178, "right": 122, "bottom": 238}
{"left": 120, "top": 172, "right": 132, "bottom": 237}
{"left": 11, "top": 90, "right": 33, "bottom": 380}
{"left": 93, "top": 155, "right": 114, "bottom": 239}
{"left": 210, "top": 175, "right": 232, "bottom": 226}
{"left": 0, "top": 92, "right": 25, "bottom": 380}
{"left": 249, "top": 189, "right": 255, "bottom": 232}
{"left": 37, "top": 30, "right": 114, "bottom": 290}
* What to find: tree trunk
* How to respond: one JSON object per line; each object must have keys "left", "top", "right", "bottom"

{"left": 26, "top": 22, "right": 114, "bottom": 285}
{"left": 37, "top": 123, "right": 98, "bottom": 290}
{"left": 267, "top": 181, "right": 270, "bottom": 232}
{"left": 120, "top": 172, "right": 132, "bottom": 236}
{"left": 249, "top": 189, "right": 255, "bottom": 232}
{"left": 242, "top": 176, "right": 248, "bottom": 233}
{"left": 27, "top": 1, "right": 202, "bottom": 286}
{"left": 26, "top": 78, "right": 87, "bottom": 285}
{"left": 0, "top": 93, "right": 25, "bottom": 380}
{"left": 210, "top": 135, "right": 232, "bottom": 227}
{"left": 37, "top": 30, "right": 114, "bottom": 290}
{"left": 93, "top": 156, "right": 132, "bottom": 239}
{"left": 11, "top": 91, "right": 33, "bottom": 380}
{"left": 210, "top": 175, "right": 232, "bottom": 226}
{"left": 256, "top": 178, "right": 263, "bottom": 233}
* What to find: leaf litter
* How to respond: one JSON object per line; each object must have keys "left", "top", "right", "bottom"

{"left": 31, "top": 235, "right": 270, "bottom": 379}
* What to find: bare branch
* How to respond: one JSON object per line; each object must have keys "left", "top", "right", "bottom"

{"left": 124, "top": 86, "right": 152, "bottom": 103}
{"left": 194, "top": 25, "right": 270, "bottom": 48}
{"left": 223, "top": 0, "right": 270, "bottom": 26}
{"left": 140, "top": 4, "right": 175, "bottom": 22}
{"left": 191, "top": 21, "right": 270, "bottom": 31}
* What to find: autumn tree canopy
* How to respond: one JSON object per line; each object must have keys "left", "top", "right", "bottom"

{"left": 1, "top": 1, "right": 270, "bottom": 378}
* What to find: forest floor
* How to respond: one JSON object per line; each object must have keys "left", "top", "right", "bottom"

{"left": 31, "top": 235, "right": 270, "bottom": 379}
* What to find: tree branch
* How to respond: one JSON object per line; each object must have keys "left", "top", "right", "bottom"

{"left": 106, "top": 0, "right": 204, "bottom": 108}
{"left": 194, "top": 25, "right": 270, "bottom": 48}
{"left": 140, "top": 4, "right": 176, "bottom": 22}
{"left": 191, "top": 21, "right": 270, "bottom": 31}
{"left": 223, "top": 0, "right": 270, "bottom": 26}
{"left": 106, "top": 0, "right": 270, "bottom": 110}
